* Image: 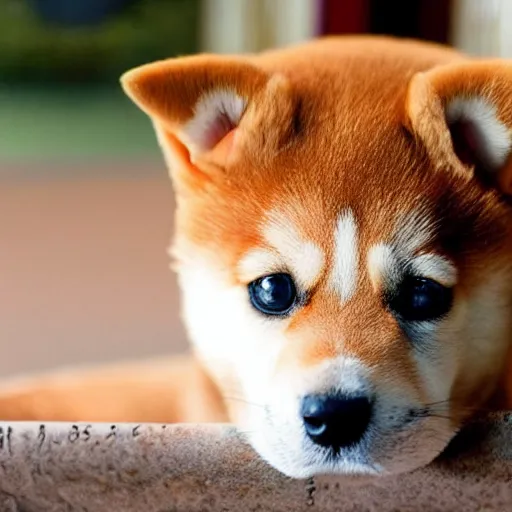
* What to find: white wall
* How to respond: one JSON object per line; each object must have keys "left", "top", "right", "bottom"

{"left": 451, "top": 0, "right": 512, "bottom": 57}
{"left": 200, "top": 0, "right": 319, "bottom": 53}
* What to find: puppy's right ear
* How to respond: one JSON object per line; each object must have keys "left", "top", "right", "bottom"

{"left": 121, "top": 55, "right": 294, "bottom": 191}
{"left": 405, "top": 60, "right": 512, "bottom": 197}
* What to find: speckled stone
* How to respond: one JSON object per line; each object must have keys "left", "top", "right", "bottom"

{"left": 0, "top": 414, "right": 510, "bottom": 511}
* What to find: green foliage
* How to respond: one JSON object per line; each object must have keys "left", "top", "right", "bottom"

{"left": 0, "top": 0, "right": 200, "bottom": 83}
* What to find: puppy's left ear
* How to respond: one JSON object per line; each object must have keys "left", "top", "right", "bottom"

{"left": 120, "top": 55, "right": 296, "bottom": 194}
{"left": 406, "top": 60, "right": 512, "bottom": 196}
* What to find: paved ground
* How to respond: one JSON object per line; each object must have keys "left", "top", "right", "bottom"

{"left": 0, "top": 160, "right": 188, "bottom": 378}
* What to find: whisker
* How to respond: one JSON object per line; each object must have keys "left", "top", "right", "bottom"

{"left": 422, "top": 399, "right": 452, "bottom": 408}
{"left": 424, "top": 413, "right": 453, "bottom": 421}
{"left": 408, "top": 407, "right": 454, "bottom": 422}
{"left": 223, "top": 395, "right": 266, "bottom": 409}
{"left": 423, "top": 396, "right": 498, "bottom": 416}
{"left": 236, "top": 429, "right": 257, "bottom": 437}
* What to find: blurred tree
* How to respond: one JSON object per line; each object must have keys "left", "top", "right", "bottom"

{"left": 0, "top": 0, "right": 199, "bottom": 83}
{"left": 27, "top": 0, "right": 138, "bottom": 28}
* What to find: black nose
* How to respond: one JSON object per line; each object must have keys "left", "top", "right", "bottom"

{"left": 301, "top": 394, "right": 372, "bottom": 450}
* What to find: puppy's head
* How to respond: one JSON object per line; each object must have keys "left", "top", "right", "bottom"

{"left": 122, "top": 38, "right": 512, "bottom": 478}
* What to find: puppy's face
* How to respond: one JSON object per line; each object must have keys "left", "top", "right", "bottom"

{"left": 122, "top": 37, "right": 512, "bottom": 478}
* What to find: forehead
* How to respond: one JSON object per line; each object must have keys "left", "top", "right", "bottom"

{"left": 188, "top": 125, "right": 502, "bottom": 258}
{"left": 238, "top": 202, "right": 458, "bottom": 294}
{"left": 178, "top": 54, "right": 510, "bottom": 274}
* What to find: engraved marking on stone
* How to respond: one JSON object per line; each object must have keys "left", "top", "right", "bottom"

{"left": 106, "top": 425, "right": 117, "bottom": 440}
{"left": 6, "top": 427, "right": 12, "bottom": 456}
{"left": 37, "top": 425, "right": 46, "bottom": 451}
{"left": 82, "top": 425, "right": 92, "bottom": 442}
{"left": 69, "top": 425, "right": 80, "bottom": 443}
{"left": 306, "top": 477, "right": 316, "bottom": 506}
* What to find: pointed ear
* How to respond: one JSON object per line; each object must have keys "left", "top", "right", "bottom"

{"left": 406, "top": 60, "right": 512, "bottom": 196}
{"left": 120, "top": 55, "right": 296, "bottom": 188}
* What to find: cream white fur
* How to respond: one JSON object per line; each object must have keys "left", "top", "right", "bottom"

{"left": 368, "top": 244, "right": 458, "bottom": 289}
{"left": 237, "top": 248, "right": 281, "bottom": 282}
{"left": 446, "top": 96, "right": 511, "bottom": 170}
{"left": 367, "top": 243, "right": 400, "bottom": 290}
{"left": 409, "top": 253, "right": 458, "bottom": 287}
{"left": 181, "top": 89, "right": 246, "bottom": 153}
{"left": 330, "top": 210, "right": 359, "bottom": 302}
{"left": 263, "top": 215, "right": 324, "bottom": 289}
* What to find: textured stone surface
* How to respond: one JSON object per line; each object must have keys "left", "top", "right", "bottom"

{"left": 0, "top": 415, "right": 510, "bottom": 511}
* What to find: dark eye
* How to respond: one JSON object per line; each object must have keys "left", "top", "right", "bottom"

{"left": 248, "top": 273, "right": 297, "bottom": 316}
{"left": 389, "top": 276, "right": 453, "bottom": 322}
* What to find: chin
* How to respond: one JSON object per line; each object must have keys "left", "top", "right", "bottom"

{"left": 245, "top": 415, "right": 457, "bottom": 480}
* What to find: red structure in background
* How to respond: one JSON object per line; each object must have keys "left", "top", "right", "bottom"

{"left": 319, "top": 0, "right": 452, "bottom": 45}
{"left": 320, "top": 0, "right": 370, "bottom": 35}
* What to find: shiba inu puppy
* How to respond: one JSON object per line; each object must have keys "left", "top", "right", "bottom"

{"left": 1, "top": 36, "right": 512, "bottom": 479}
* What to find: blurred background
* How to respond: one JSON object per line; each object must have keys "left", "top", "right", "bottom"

{"left": 0, "top": 0, "right": 509, "bottom": 378}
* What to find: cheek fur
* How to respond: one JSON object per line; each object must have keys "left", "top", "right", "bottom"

{"left": 449, "top": 268, "right": 512, "bottom": 413}
{"left": 177, "top": 261, "right": 289, "bottom": 411}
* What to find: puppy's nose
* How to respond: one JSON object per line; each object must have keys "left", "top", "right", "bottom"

{"left": 301, "top": 394, "right": 372, "bottom": 450}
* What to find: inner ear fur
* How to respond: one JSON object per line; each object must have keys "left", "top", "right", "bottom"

{"left": 406, "top": 60, "right": 512, "bottom": 196}
{"left": 121, "top": 56, "right": 266, "bottom": 132}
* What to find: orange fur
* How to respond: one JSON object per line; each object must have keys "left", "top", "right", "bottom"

{"left": 1, "top": 35, "right": 512, "bottom": 478}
